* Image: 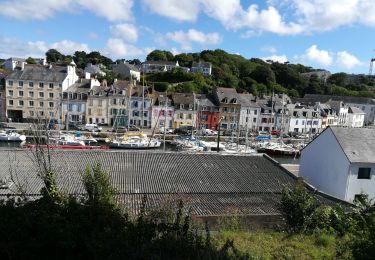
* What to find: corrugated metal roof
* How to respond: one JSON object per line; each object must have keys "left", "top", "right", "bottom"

{"left": 0, "top": 150, "right": 341, "bottom": 216}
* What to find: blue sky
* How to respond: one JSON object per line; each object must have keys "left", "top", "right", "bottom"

{"left": 0, "top": 0, "right": 374, "bottom": 73}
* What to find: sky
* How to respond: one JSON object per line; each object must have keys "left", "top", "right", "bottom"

{"left": 0, "top": 0, "right": 374, "bottom": 74}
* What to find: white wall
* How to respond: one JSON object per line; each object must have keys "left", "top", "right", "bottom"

{"left": 300, "top": 128, "right": 350, "bottom": 200}
{"left": 346, "top": 164, "right": 375, "bottom": 202}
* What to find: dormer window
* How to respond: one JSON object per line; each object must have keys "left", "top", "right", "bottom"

{"left": 230, "top": 98, "right": 237, "bottom": 104}
{"left": 222, "top": 98, "right": 228, "bottom": 103}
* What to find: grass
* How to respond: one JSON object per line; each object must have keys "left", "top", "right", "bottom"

{"left": 214, "top": 230, "right": 352, "bottom": 259}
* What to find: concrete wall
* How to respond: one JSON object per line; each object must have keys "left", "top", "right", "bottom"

{"left": 346, "top": 163, "right": 375, "bottom": 202}
{"left": 300, "top": 128, "right": 350, "bottom": 200}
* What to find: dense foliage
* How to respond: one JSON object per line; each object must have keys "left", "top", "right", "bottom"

{"left": 0, "top": 164, "right": 240, "bottom": 260}
{"left": 145, "top": 49, "right": 375, "bottom": 97}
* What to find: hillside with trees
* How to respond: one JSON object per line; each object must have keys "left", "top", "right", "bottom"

{"left": 145, "top": 49, "right": 375, "bottom": 98}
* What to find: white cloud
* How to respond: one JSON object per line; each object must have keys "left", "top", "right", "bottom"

{"left": 261, "top": 46, "right": 277, "bottom": 54}
{"left": 295, "top": 45, "right": 363, "bottom": 70}
{"left": 0, "top": 37, "right": 90, "bottom": 58}
{"left": 166, "top": 29, "right": 222, "bottom": 51}
{"left": 240, "top": 30, "right": 261, "bottom": 39}
{"left": 297, "top": 45, "right": 334, "bottom": 67}
{"left": 336, "top": 51, "right": 362, "bottom": 69}
{"left": 261, "top": 55, "right": 288, "bottom": 63}
{"left": 0, "top": 0, "right": 133, "bottom": 21}
{"left": 110, "top": 23, "right": 138, "bottom": 42}
{"left": 49, "top": 40, "right": 90, "bottom": 54}
{"left": 142, "top": 0, "right": 200, "bottom": 22}
{"left": 104, "top": 38, "right": 147, "bottom": 58}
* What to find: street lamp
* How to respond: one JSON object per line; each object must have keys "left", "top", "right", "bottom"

{"left": 217, "top": 116, "right": 224, "bottom": 153}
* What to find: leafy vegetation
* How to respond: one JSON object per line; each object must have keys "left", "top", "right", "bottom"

{"left": 0, "top": 163, "right": 241, "bottom": 259}
{"left": 145, "top": 49, "right": 375, "bottom": 97}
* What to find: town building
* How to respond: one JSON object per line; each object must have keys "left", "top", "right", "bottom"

{"left": 212, "top": 88, "right": 240, "bottom": 132}
{"left": 197, "top": 94, "right": 220, "bottom": 130}
{"left": 299, "top": 94, "right": 375, "bottom": 125}
{"left": 61, "top": 74, "right": 100, "bottom": 124}
{"left": 314, "top": 102, "right": 338, "bottom": 129}
{"left": 347, "top": 106, "right": 365, "bottom": 128}
{"left": 300, "top": 127, "right": 375, "bottom": 202}
{"left": 237, "top": 93, "right": 260, "bottom": 134}
{"left": 112, "top": 61, "right": 140, "bottom": 81}
{"left": 127, "top": 84, "right": 153, "bottom": 128}
{"left": 2, "top": 57, "right": 26, "bottom": 71}
{"left": 190, "top": 62, "right": 212, "bottom": 76}
{"left": 86, "top": 80, "right": 128, "bottom": 126}
{"left": 5, "top": 62, "right": 78, "bottom": 122}
{"left": 150, "top": 92, "right": 174, "bottom": 130}
{"left": 142, "top": 60, "right": 180, "bottom": 73}
{"left": 171, "top": 93, "right": 197, "bottom": 129}
{"left": 84, "top": 63, "right": 106, "bottom": 76}
{"left": 0, "top": 72, "right": 6, "bottom": 122}
{"left": 285, "top": 104, "right": 322, "bottom": 134}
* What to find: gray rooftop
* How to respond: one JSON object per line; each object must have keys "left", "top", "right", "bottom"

{"left": 6, "top": 64, "right": 68, "bottom": 82}
{"left": 300, "top": 94, "right": 375, "bottom": 105}
{"left": 0, "top": 150, "right": 341, "bottom": 216}
{"left": 348, "top": 106, "right": 365, "bottom": 114}
{"left": 330, "top": 127, "right": 375, "bottom": 163}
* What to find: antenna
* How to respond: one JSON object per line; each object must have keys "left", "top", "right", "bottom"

{"left": 369, "top": 50, "right": 375, "bottom": 76}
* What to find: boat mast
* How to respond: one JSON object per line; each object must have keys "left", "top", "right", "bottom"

{"left": 141, "top": 73, "right": 144, "bottom": 129}
{"left": 192, "top": 92, "right": 195, "bottom": 139}
{"left": 163, "top": 91, "right": 167, "bottom": 151}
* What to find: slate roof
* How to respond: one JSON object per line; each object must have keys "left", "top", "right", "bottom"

{"left": 143, "top": 61, "right": 177, "bottom": 66}
{"left": 6, "top": 64, "right": 68, "bottom": 82}
{"left": 300, "top": 94, "right": 375, "bottom": 105}
{"left": 65, "top": 78, "right": 91, "bottom": 93}
{"left": 348, "top": 106, "right": 365, "bottom": 114}
{"left": 215, "top": 87, "right": 238, "bottom": 103}
{"left": 191, "top": 61, "right": 211, "bottom": 68}
{"left": 172, "top": 93, "right": 195, "bottom": 105}
{"left": 330, "top": 127, "right": 375, "bottom": 163}
{"left": 0, "top": 150, "right": 343, "bottom": 216}
{"left": 238, "top": 93, "right": 260, "bottom": 108}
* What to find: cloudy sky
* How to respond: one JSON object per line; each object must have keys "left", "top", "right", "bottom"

{"left": 0, "top": 0, "right": 374, "bottom": 73}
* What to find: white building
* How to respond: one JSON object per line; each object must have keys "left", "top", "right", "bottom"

{"left": 347, "top": 106, "right": 365, "bottom": 128}
{"left": 2, "top": 57, "right": 26, "bottom": 70}
{"left": 238, "top": 93, "right": 260, "bottom": 133}
{"left": 286, "top": 104, "right": 322, "bottom": 134}
{"left": 151, "top": 93, "right": 174, "bottom": 129}
{"left": 84, "top": 63, "right": 106, "bottom": 76}
{"left": 111, "top": 61, "right": 140, "bottom": 81}
{"left": 300, "top": 127, "right": 375, "bottom": 202}
{"left": 191, "top": 62, "right": 212, "bottom": 76}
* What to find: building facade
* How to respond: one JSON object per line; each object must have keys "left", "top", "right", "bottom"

{"left": 213, "top": 88, "right": 240, "bottom": 132}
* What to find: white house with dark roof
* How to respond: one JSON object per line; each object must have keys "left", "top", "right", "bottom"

{"left": 347, "top": 106, "right": 365, "bottom": 127}
{"left": 191, "top": 61, "right": 212, "bottom": 76}
{"left": 2, "top": 57, "right": 26, "bottom": 70}
{"left": 111, "top": 61, "right": 140, "bottom": 81}
{"left": 237, "top": 93, "right": 260, "bottom": 133}
{"left": 84, "top": 63, "right": 106, "bottom": 76}
{"left": 300, "top": 127, "right": 375, "bottom": 202}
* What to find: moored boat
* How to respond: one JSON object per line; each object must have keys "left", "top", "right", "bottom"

{"left": 0, "top": 130, "right": 26, "bottom": 142}
{"left": 108, "top": 132, "right": 161, "bottom": 149}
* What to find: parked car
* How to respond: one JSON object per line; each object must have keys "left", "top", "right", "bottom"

{"left": 257, "top": 131, "right": 268, "bottom": 135}
{"left": 112, "top": 126, "right": 127, "bottom": 133}
{"left": 270, "top": 130, "right": 280, "bottom": 136}
{"left": 84, "top": 123, "right": 102, "bottom": 132}
{"left": 68, "top": 122, "right": 84, "bottom": 131}
{"left": 202, "top": 129, "right": 217, "bottom": 136}
{"left": 127, "top": 125, "right": 140, "bottom": 132}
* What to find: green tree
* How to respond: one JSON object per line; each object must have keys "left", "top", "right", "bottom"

{"left": 46, "top": 49, "right": 64, "bottom": 63}
{"left": 146, "top": 50, "right": 174, "bottom": 61}
{"left": 26, "top": 57, "right": 36, "bottom": 64}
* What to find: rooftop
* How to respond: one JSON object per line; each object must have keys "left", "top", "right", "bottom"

{"left": 0, "top": 150, "right": 343, "bottom": 216}
{"left": 330, "top": 127, "right": 375, "bottom": 163}
{"left": 6, "top": 64, "right": 68, "bottom": 82}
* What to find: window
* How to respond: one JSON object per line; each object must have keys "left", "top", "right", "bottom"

{"left": 68, "top": 104, "right": 73, "bottom": 112}
{"left": 59, "top": 83, "right": 62, "bottom": 88}
{"left": 188, "top": 114, "right": 192, "bottom": 120}
{"left": 18, "top": 91, "right": 24, "bottom": 97}
{"left": 39, "top": 82, "right": 44, "bottom": 88}
{"left": 29, "top": 111, "right": 34, "bottom": 117}
{"left": 358, "top": 168, "right": 371, "bottom": 179}
{"left": 98, "top": 100, "right": 102, "bottom": 107}
{"left": 8, "top": 100, "right": 13, "bottom": 106}
{"left": 254, "top": 110, "right": 257, "bottom": 115}
{"left": 77, "top": 104, "right": 82, "bottom": 112}
{"left": 8, "top": 90, "right": 13, "bottom": 96}
{"left": 89, "top": 99, "right": 93, "bottom": 106}
{"left": 39, "top": 92, "right": 44, "bottom": 98}
{"left": 28, "top": 91, "right": 34, "bottom": 98}
{"left": 29, "top": 82, "right": 33, "bottom": 88}
{"left": 18, "top": 100, "right": 24, "bottom": 106}
{"left": 88, "top": 108, "right": 92, "bottom": 115}
{"left": 253, "top": 118, "right": 256, "bottom": 123}
{"left": 18, "top": 81, "right": 23, "bottom": 87}
{"left": 39, "top": 101, "right": 44, "bottom": 107}
{"left": 49, "top": 102, "right": 54, "bottom": 108}
{"left": 113, "top": 99, "right": 117, "bottom": 105}
{"left": 49, "top": 112, "right": 54, "bottom": 117}
{"left": 39, "top": 111, "right": 44, "bottom": 116}
{"left": 296, "top": 120, "right": 298, "bottom": 125}
{"left": 48, "top": 83, "right": 54, "bottom": 89}
{"left": 49, "top": 93, "right": 54, "bottom": 98}
{"left": 29, "top": 101, "right": 34, "bottom": 107}
{"left": 8, "top": 80, "right": 13, "bottom": 86}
